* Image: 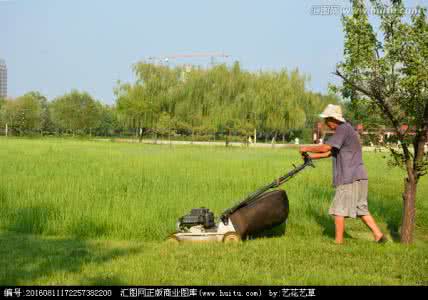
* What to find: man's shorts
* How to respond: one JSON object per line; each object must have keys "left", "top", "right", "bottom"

{"left": 329, "top": 180, "right": 369, "bottom": 218}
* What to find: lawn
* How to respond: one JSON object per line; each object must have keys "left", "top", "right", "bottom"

{"left": 0, "top": 137, "right": 427, "bottom": 285}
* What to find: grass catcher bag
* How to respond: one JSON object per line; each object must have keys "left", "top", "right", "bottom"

{"left": 229, "top": 189, "right": 289, "bottom": 238}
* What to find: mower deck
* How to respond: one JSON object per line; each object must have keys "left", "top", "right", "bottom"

{"left": 167, "top": 218, "right": 240, "bottom": 243}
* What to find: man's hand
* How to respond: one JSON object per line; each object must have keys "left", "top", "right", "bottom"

{"left": 299, "top": 147, "right": 309, "bottom": 160}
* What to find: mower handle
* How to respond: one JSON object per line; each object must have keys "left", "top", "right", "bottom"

{"left": 301, "top": 152, "right": 315, "bottom": 168}
{"left": 220, "top": 152, "right": 315, "bottom": 223}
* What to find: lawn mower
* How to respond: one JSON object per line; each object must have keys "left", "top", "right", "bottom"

{"left": 167, "top": 152, "right": 315, "bottom": 243}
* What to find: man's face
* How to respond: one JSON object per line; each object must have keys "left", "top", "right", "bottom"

{"left": 324, "top": 118, "right": 339, "bottom": 130}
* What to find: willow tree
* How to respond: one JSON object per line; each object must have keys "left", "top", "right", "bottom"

{"left": 116, "top": 61, "right": 336, "bottom": 143}
{"left": 116, "top": 63, "right": 181, "bottom": 140}
{"left": 333, "top": 0, "right": 428, "bottom": 244}
{"left": 115, "top": 83, "right": 148, "bottom": 139}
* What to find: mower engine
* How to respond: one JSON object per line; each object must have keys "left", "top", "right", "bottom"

{"left": 176, "top": 207, "right": 215, "bottom": 231}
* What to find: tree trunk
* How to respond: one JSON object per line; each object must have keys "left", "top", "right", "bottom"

{"left": 191, "top": 129, "right": 194, "bottom": 144}
{"left": 138, "top": 128, "right": 143, "bottom": 143}
{"left": 271, "top": 133, "right": 277, "bottom": 148}
{"left": 401, "top": 171, "right": 417, "bottom": 244}
{"left": 400, "top": 125, "right": 427, "bottom": 244}
{"left": 254, "top": 128, "right": 257, "bottom": 144}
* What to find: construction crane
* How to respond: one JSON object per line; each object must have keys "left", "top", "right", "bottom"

{"left": 146, "top": 52, "right": 230, "bottom": 67}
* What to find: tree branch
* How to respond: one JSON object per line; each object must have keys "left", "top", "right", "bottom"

{"left": 334, "top": 69, "right": 400, "bottom": 131}
{"left": 334, "top": 69, "right": 376, "bottom": 97}
{"left": 334, "top": 68, "right": 413, "bottom": 166}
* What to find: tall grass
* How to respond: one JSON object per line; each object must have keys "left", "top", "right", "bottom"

{"left": 0, "top": 137, "right": 426, "bottom": 241}
{"left": 0, "top": 138, "right": 427, "bottom": 285}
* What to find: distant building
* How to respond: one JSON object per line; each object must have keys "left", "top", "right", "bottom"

{"left": 0, "top": 59, "right": 7, "bottom": 98}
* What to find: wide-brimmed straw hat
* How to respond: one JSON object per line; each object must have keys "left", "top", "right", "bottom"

{"left": 319, "top": 104, "right": 345, "bottom": 123}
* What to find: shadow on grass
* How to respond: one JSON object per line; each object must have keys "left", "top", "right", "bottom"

{"left": 247, "top": 222, "right": 287, "bottom": 240}
{"left": 0, "top": 207, "right": 142, "bottom": 285}
{"left": 0, "top": 231, "right": 140, "bottom": 285}
{"left": 81, "top": 275, "right": 125, "bottom": 286}
{"left": 7, "top": 207, "right": 57, "bottom": 235}
{"left": 5, "top": 206, "right": 111, "bottom": 239}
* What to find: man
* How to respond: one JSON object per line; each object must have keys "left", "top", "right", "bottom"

{"left": 299, "top": 104, "right": 387, "bottom": 244}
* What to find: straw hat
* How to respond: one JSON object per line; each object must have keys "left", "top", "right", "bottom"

{"left": 319, "top": 104, "right": 345, "bottom": 123}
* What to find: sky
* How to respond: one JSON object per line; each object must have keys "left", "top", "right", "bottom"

{"left": 0, "top": 0, "right": 426, "bottom": 104}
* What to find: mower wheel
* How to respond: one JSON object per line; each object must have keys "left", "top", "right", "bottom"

{"left": 222, "top": 232, "right": 241, "bottom": 243}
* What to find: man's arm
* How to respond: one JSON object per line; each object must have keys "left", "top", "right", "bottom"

{"left": 308, "top": 151, "right": 332, "bottom": 160}
{"left": 299, "top": 144, "right": 332, "bottom": 154}
{"left": 299, "top": 144, "right": 333, "bottom": 160}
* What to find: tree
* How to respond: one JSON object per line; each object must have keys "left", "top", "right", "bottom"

{"left": 94, "top": 104, "right": 120, "bottom": 136}
{"left": 332, "top": 0, "right": 428, "bottom": 243}
{"left": 0, "top": 92, "right": 44, "bottom": 134}
{"left": 116, "top": 61, "right": 336, "bottom": 144}
{"left": 50, "top": 90, "right": 101, "bottom": 135}
{"left": 22, "top": 91, "right": 53, "bottom": 134}
{"left": 116, "top": 64, "right": 182, "bottom": 141}
{"left": 154, "top": 111, "right": 176, "bottom": 143}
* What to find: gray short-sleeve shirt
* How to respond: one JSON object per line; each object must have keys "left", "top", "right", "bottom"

{"left": 325, "top": 122, "right": 368, "bottom": 187}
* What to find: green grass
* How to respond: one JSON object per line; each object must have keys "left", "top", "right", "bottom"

{"left": 0, "top": 137, "right": 427, "bottom": 285}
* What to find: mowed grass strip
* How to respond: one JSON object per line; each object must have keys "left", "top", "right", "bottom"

{"left": 1, "top": 231, "right": 426, "bottom": 285}
{"left": 0, "top": 137, "right": 427, "bottom": 285}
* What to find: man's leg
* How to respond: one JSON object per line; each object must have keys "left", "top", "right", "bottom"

{"left": 355, "top": 181, "right": 385, "bottom": 241}
{"left": 335, "top": 216, "right": 345, "bottom": 244}
{"left": 359, "top": 214, "right": 383, "bottom": 241}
